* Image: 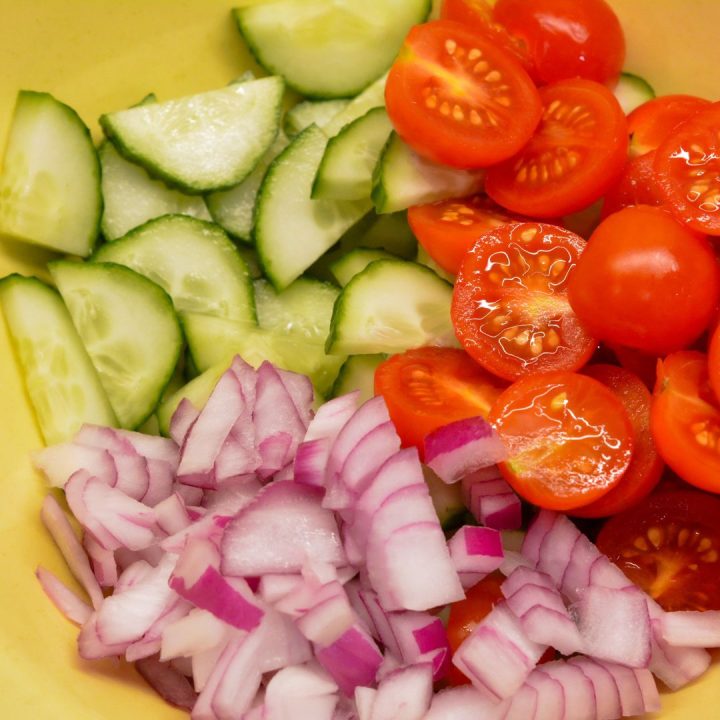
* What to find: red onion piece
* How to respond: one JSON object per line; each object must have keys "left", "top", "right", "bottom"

{"left": 295, "top": 583, "right": 356, "bottom": 646}
{"left": 390, "top": 612, "right": 450, "bottom": 681}
{"left": 521, "top": 510, "right": 559, "bottom": 567}
{"left": 77, "top": 612, "right": 130, "bottom": 659}
{"left": 33, "top": 442, "right": 117, "bottom": 488}
{"left": 661, "top": 610, "right": 720, "bottom": 648}
{"left": 634, "top": 666, "right": 661, "bottom": 713}
{"left": 135, "top": 655, "right": 197, "bottom": 711}
{"left": 255, "top": 607, "right": 313, "bottom": 672}
{"left": 649, "top": 617, "right": 712, "bottom": 690}
{"left": 502, "top": 683, "right": 538, "bottom": 720}
{"left": 424, "top": 686, "right": 507, "bottom": 720}
{"left": 35, "top": 566, "right": 93, "bottom": 625}
{"left": 567, "top": 656, "right": 623, "bottom": 720}
{"left": 258, "top": 573, "right": 304, "bottom": 604}
{"left": 354, "top": 686, "right": 377, "bottom": 720}
{"left": 596, "top": 660, "right": 645, "bottom": 716}
{"left": 536, "top": 661, "right": 597, "bottom": 720}
{"left": 275, "top": 366, "right": 315, "bottom": 427}
{"left": 169, "top": 397, "right": 199, "bottom": 447}
{"left": 264, "top": 664, "right": 338, "bottom": 720}
{"left": 160, "top": 608, "right": 231, "bottom": 661}
{"left": 154, "top": 493, "right": 192, "bottom": 535}
{"left": 524, "top": 669, "right": 565, "bottom": 720}
{"left": 125, "top": 598, "right": 192, "bottom": 662}
{"left": 448, "top": 525, "right": 504, "bottom": 576}
{"left": 536, "top": 513, "right": 583, "bottom": 588}
{"left": 462, "top": 467, "right": 521, "bottom": 531}
{"left": 83, "top": 533, "right": 118, "bottom": 588}
{"left": 424, "top": 416, "right": 507, "bottom": 484}
{"left": 369, "top": 663, "right": 433, "bottom": 720}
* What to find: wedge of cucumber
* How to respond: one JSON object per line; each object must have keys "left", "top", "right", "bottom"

{"left": 330, "top": 248, "right": 395, "bottom": 287}
{"left": 614, "top": 72, "right": 656, "bottom": 114}
{"left": 285, "top": 99, "right": 350, "bottom": 138}
{"left": 331, "top": 354, "right": 386, "bottom": 402}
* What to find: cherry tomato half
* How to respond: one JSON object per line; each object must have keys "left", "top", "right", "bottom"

{"left": 628, "top": 94, "right": 711, "bottom": 158}
{"left": 571, "top": 364, "right": 663, "bottom": 518}
{"left": 651, "top": 351, "right": 720, "bottom": 494}
{"left": 492, "top": 0, "right": 625, "bottom": 85}
{"left": 489, "top": 371, "right": 634, "bottom": 511}
{"left": 452, "top": 222, "right": 596, "bottom": 381}
{"left": 568, "top": 205, "right": 720, "bottom": 355}
{"left": 600, "top": 150, "right": 665, "bottom": 219}
{"left": 597, "top": 489, "right": 720, "bottom": 611}
{"left": 385, "top": 20, "right": 542, "bottom": 168}
{"left": 654, "top": 102, "right": 720, "bottom": 235}
{"left": 486, "top": 79, "right": 628, "bottom": 218}
{"left": 374, "top": 347, "right": 507, "bottom": 453}
{"left": 408, "top": 196, "right": 521, "bottom": 276}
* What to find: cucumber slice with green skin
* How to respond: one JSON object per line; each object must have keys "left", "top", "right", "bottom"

{"left": 330, "top": 248, "right": 395, "bottom": 287}
{"left": 93, "top": 215, "right": 256, "bottom": 324}
{"left": 100, "top": 77, "right": 284, "bottom": 194}
{"left": 285, "top": 99, "right": 351, "bottom": 138}
{"left": 100, "top": 142, "right": 211, "bottom": 241}
{"left": 234, "top": 1, "right": 430, "bottom": 99}
{"left": 416, "top": 245, "right": 455, "bottom": 284}
{"left": 0, "top": 91, "right": 101, "bottom": 257}
{"left": 255, "top": 124, "right": 371, "bottom": 290}
{"left": 331, "top": 354, "right": 386, "bottom": 402}
{"left": 372, "top": 133, "right": 486, "bottom": 214}
{"left": 326, "top": 258, "right": 456, "bottom": 355}
{"left": 205, "top": 132, "right": 289, "bottom": 243}
{"left": 49, "top": 261, "right": 183, "bottom": 430}
{"left": 322, "top": 74, "right": 388, "bottom": 137}
{"left": 614, "top": 72, "right": 656, "bottom": 115}
{"left": 0, "top": 275, "right": 117, "bottom": 444}
{"left": 313, "top": 107, "right": 394, "bottom": 201}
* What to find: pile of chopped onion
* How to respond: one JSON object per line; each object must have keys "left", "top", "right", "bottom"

{"left": 34, "top": 356, "right": 720, "bottom": 720}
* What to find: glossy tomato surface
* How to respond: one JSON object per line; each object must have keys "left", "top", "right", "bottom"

{"left": 568, "top": 205, "right": 720, "bottom": 355}
{"left": 385, "top": 20, "right": 542, "bottom": 168}
{"left": 489, "top": 371, "right": 634, "bottom": 511}
{"left": 600, "top": 150, "right": 665, "bottom": 218}
{"left": 452, "top": 222, "right": 596, "bottom": 381}
{"left": 486, "top": 79, "right": 628, "bottom": 217}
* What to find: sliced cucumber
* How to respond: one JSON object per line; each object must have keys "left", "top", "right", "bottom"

{"left": 331, "top": 354, "right": 386, "bottom": 402}
{"left": 0, "top": 91, "right": 101, "bottom": 256}
{"left": 330, "top": 248, "right": 395, "bottom": 287}
{"left": 352, "top": 212, "right": 418, "bottom": 259}
{"left": 93, "top": 215, "right": 255, "bottom": 324}
{"left": 234, "top": 0, "right": 430, "bottom": 99}
{"left": 205, "top": 132, "right": 288, "bottom": 243}
{"left": 49, "top": 261, "right": 182, "bottom": 430}
{"left": 416, "top": 245, "right": 455, "bottom": 284}
{"left": 326, "top": 258, "right": 456, "bottom": 355}
{"left": 285, "top": 99, "right": 350, "bottom": 138}
{"left": 255, "top": 125, "right": 371, "bottom": 290}
{"left": 0, "top": 275, "right": 116, "bottom": 444}
{"left": 322, "top": 74, "right": 388, "bottom": 137}
{"left": 100, "top": 77, "right": 284, "bottom": 193}
{"left": 100, "top": 142, "right": 211, "bottom": 241}
{"left": 614, "top": 72, "right": 656, "bottom": 115}
{"left": 313, "top": 107, "right": 393, "bottom": 201}
{"left": 372, "top": 133, "right": 486, "bottom": 214}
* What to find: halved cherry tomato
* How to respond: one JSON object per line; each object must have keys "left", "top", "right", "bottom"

{"left": 374, "top": 347, "right": 507, "bottom": 453}
{"left": 597, "top": 489, "right": 720, "bottom": 611}
{"left": 451, "top": 222, "right": 596, "bottom": 381}
{"left": 708, "top": 323, "right": 720, "bottom": 405}
{"left": 568, "top": 206, "right": 720, "bottom": 355}
{"left": 608, "top": 344, "right": 658, "bottom": 390}
{"left": 440, "top": 0, "right": 533, "bottom": 78}
{"left": 486, "top": 79, "right": 628, "bottom": 217}
{"left": 651, "top": 351, "right": 720, "bottom": 494}
{"left": 492, "top": 0, "right": 625, "bottom": 85}
{"left": 571, "top": 365, "right": 663, "bottom": 518}
{"left": 628, "top": 94, "right": 711, "bottom": 157}
{"left": 600, "top": 150, "right": 665, "bottom": 218}
{"left": 654, "top": 103, "right": 720, "bottom": 235}
{"left": 385, "top": 20, "right": 542, "bottom": 168}
{"left": 489, "top": 371, "right": 634, "bottom": 511}
{"left": 408, "top": 196, "right": 521, "bottom": 276}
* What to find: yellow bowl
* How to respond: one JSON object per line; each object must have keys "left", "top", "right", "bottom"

{"left": 0, "top": 2, "right": 717, "bottom": 718}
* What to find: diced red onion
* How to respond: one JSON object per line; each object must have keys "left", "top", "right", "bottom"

{"left": 275, "top": 366, "right": 315, "bottom": 429}
{"left": 448, "top": 525, "right": 504, "bottom": 576}
{"left": 648, "top": 617, "right": 712, "bottom": 690}
{"left": 660, "top": 610, "right": 720, "bottom": 648}
{"left": 369, "top": 663, "right": 433, "bottom": 720}
{"left": 523, "top": 669, "right": 565, "bottom": 720}
{"left": 536, "top": 660, "right": 597, "bottom": 720}
{"left": 154, "top": 493, "right": 192, "bottom": 535}
{"left": 389, "top": 612, "right": 450, "bottom": 681}
{"left": 258, "top": 574, "right": 304, "bottom": 604}
{"left": 559, "top": 534, "right": 599, "bottom": 600}
{"left": 423, "top": 686, "right": 507, "bottom": 720}
{"left": 135, "top": 654, "right": 197, "bottom": 711}
{"left": 634, "top": 666, "right": 661, "bottom": 713}
{"left": 595, "top": 660, "right": 645, "bottom": 717}
{"left": 33, "top": 442, "right": 117, "bottom": 488}
{"left": 424, "top": 416, "right": 507, "bottom": 484}
{"left": 536, "top": 513, "right": 584, "bottom": 588}
{"left": 255, "top": 607, "right": 313, "bottom": 673}
{"left": 191, "top": 642, "right": 228, "bottom": 694}
{"left": 142, "top": 458, "right": 176, "bottom": 507}
{"left": 115, "top": 559, "right": 155, "bottom": 592}
{"left": 296, "top": 584, "right": 356, "bottom": 646}
{"left": 160, "top": 608, "right": 231, "bottom": 661}
{"left": 502, "top": 683, "right": 537, "bottom": 720}
{"left": 35, "top": 566, "right": 93, "bottom": 625}
{"left": 354, "top": 686, "right": 377, "bottom": 720}
{"left": 521, "top": 510, "right": 558, "bottom": 568}
{"left": 83, "top": 533, "right": 118, "bottom": 587}
{"left": 202, "top": 477, "right": 262, "bottom": 513}
{"left": 169, "top": 398, "right": 199, "bottom": 447}
{"left": 125, "top": 598, "right": 192, "bottom": 662}
{"left": 567, "top": 656, "right": 623, "bottom": 720}
{"left": 77, "top": 612, "right": 131, "bottom": 660}
{"left": 264, "top": 663, "right": 338, "bottom": 720}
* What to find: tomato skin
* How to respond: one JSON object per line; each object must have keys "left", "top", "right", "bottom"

{"left": 654, "top": 103, "right": 720, "bottom": 235}
{"left": 571, "top": 364, "right": 663, "bottom": 518}
{"left": 608, "top": 344, "right": 658, "bottom": 390}
{"left": 600, "top": 150, "right": 665, "bottom": 219}
{"left": 452, "top": 222, "right": 596, "bottom": 381}
{"left": 385, "top": 20, "right": 542, "bottom": 169}
{"left": 597, "top": 489, "right": 720, "bottom": 611}
{"left": 651, "top": 351, "right": 720, "bottom": 495}
{"left": 489, "top": 371, "right": 634, "bottom": 511}
{"left": 374, "top": 347, "right": 507, "bottom": 453}
{"left": 628, "top": 94, "right": 711, "bottom": 158}
{"left": 408, "top": 196, "right": 522, "bottom": 276}
{"left": 486, "top": 79, "right": 628, "bottom": 218}
{"left": 568, "top": 206, "right": 720, "bottom": 355}
{"left": 492, "top": 0, "right": 625, "bottom": 85}
{"left": 709, "top": 323, "right": 720, "bottom": 406}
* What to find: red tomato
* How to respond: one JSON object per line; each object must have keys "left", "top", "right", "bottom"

{"left": 600, "top": 150, "right": 665, "bottom": 219}
{"left": 451, "top": 222, "right": 596, "bottom": 381}
{"left": 385, "top": 20, "right": 542, "bottom": 168}
{"left": 489, "top": 371, "right": 634, "bottom": 511}
{"left": 654, "top": 103, "right": 720, "bottom": 235}
{"left": 651, "top": 351, "right": 720, "bottom": 494}
{"left": 486, "top": 79, "right": 628, "bottom": 218}
{"left": 374, "top": 347, "right": 507, "bottom": 453}
{"left": 446, "top": 573, "right": 505, "bottom": 686}
{"left": 492, "top": 0, "right": 625, "bottom": 85}
{"left": 571, "top": 364, "right": 663, "bottom": 518}
{"left": 709, "top": 323, "right": 720, "bottom": 405}
{"left": 628, "top": 94, "right": 711, "bottom": 157}
{"left": 608, "top": 344, "right": 658, "bottom": 389}
{"left": 568, "top": 206, "right": 720, "bottom": 355}
{"left": 597, "top": 489, "right": 720, "bottom": 611}
{"left": 408, "top": 196, "right": 521, "bottom": 276}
